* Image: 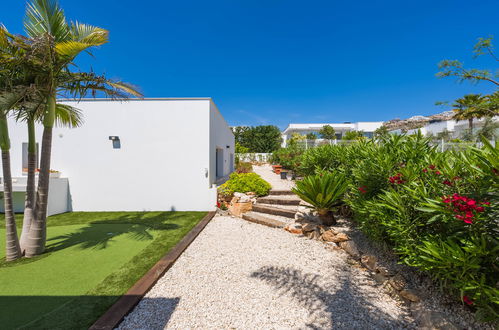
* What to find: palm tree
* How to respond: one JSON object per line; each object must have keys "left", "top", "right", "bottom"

{"left": 452, "top": 94, "right": 487, "bottom": 132}
{"left": 1, "top": 0, "right": 141, "bottom": 258}
{"left": 0, "top": 23, "right": 86, "bottom": 257}
{"left": 0, "top": 26, "right": 40, "bottom": 260}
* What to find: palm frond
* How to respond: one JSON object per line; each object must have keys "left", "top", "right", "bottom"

{"left": 70, "top": 22, "right": 108, "bottom": 44}
{"left": 54, "top": 103, "right": 83, "bottom": 128}
{"left": 24, "top": 0, "right": 69, "bottom": 42}
{"left": 58, "top": 71, "right": 143, "bottom": 99}
{"left": 55, "top": 23, "right": 109, "bottom": 58}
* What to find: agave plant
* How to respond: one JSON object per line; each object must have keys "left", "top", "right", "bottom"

{"left": 292, "top": 172, "right": 348, "bottom": 225}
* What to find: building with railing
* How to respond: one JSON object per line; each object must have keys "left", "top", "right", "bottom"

{"left": 281, "top": 122, "right": 384, "bottom": 147}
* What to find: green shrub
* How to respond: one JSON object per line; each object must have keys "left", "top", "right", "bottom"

{"left": 292, "top": 172, "right": 348, "bottom": 225}
{"left": 290, "top": 134, "right": 499, "bottom": 320}
{"left": 236, "top": 161, "right": 252, "bottom": 173}
{"left": 270, "top": 145, "right": 304, "bottom": 171}
{"left": 218, "top": 173, "right": 271, "bottom": 197}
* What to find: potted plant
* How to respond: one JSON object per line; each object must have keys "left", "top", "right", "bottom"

{"left": 292, "top": 172, "right": 348, "bottom": 225}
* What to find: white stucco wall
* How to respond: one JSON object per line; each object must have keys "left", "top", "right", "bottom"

{"left": 209, "top": 100, "right": 235, "bottom": 184}
{"left": 5, "top": 98, "right": 233, "bottom": 213}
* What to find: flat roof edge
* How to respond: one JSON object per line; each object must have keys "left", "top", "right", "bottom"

{"left": 59, "top": 97, "right": 213, "bottom": 102}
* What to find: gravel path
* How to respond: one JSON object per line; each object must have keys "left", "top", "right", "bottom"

{"left": 253, "top": 164, "right": 296, "bottom": 190}
{"left": 118, "top": 216, "right": 414, "bottom": 329}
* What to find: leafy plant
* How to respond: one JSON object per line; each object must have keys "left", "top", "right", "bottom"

{"left": 218, "top": 173, "right": 271, "bottom": 197}
{"left": 235, "top": 161, "right": 252, "bottom": 173}
{"left": 292, "top": 172, "right": 348, "bottom": 225}
{"left": 319, "top": 125, "right": 336, "bottom": 140}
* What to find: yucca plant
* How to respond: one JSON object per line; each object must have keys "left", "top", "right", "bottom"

{"left": 292, "top": 172, "right": 348, "bottom": 225}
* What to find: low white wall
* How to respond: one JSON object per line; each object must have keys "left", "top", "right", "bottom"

{"left": 0, "top": 177, "right": 68, "bottom": 216}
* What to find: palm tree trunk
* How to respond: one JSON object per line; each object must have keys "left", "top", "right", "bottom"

{"left": 0, "top": 114, "right": 21, "bottom": 261}
{"left": 19, "top": 119, "right": 36, "bottom": 253}
{"left": 25, "top": 96, "right": 55, "bottom": 257}
{"left": 468, "top": 118, "right": 473, "bottom": 131}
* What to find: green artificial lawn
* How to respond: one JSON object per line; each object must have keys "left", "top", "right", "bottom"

{"left": 0, "top": 211, "right": 206, "bottom": 329}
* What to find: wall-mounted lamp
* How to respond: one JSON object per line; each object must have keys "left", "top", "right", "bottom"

{"left": 109, "top": 136, "right": 121, "bottom": 149}
{"left": 226, "top": 145, "right": 230, "bottom": 149}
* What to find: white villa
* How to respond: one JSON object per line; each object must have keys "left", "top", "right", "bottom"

{"left": 281, "top": 122, "right": 384, "bottom": 147}
{"left": 1, "top": 98, "right": 234, "bottom": 215}
{"left": 390, "top": 116, "right": 499, "bottom": 139}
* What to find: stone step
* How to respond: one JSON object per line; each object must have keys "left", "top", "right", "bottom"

{"left": 269, "top": 190, "right": 295, "bottom": 196}
{"left": 242, "top": 212, "right": 287, "bottom": 228}
{"left": 257, "top": 197, "right": 301, "bottom": 205}
{"left": 252, "top": 204, "right": 296, "bottom": 219}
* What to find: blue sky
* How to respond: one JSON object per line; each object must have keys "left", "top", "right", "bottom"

{"left": 2, "top": 0, "right": 498, "bottom": 129}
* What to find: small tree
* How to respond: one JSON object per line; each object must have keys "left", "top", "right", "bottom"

{"left": 342, "top": 130, "right": 363, "bottom": 140}
{"left": 306, "top": 132, "right": 317, "bottom": 140}
{"left": 319, "top": 125, "right": 336, "bottom": 140}
{"left": 437, "top": 36, "right": 498, "bottom": 87}
{"left": 374, "top": 126, "right": 390, "bottom": 140}
{"left": 452, "top": 94, "right": 487, "bottom": 132}
{"left": 476, "top": 117, "right": 499, "bottom": 141}
{"left": 288, "top": 132, "right": 305, "bottom": 147}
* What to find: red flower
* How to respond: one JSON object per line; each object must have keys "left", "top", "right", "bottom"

{"left": 442, "top": 180, "right": 452, "bottom": 186}
{"left": 435, "top": 171, "right": 442, "bottom": 175}
{"left": 466, "top": 200, "right": 476, "bottom": 206}
{"left": 463, "top": 296, "right": 474, "bottom": 306}
{"left": 217, "top": 201, "right": 221, "bottom": 208}
{"left": 358, "top": 186, "right": 367, "bottom": 194}
{"left": 422, "top": 168, "right": 428, "bottom": 173}
{"left": 476, "top": 206, "right": 485, "bottom": 212}
{"left": 429, "top": 164, "right": 436, "bottom": 170}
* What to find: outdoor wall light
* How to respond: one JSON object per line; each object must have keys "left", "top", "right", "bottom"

{"left": 109, "top": 136, "right": 121, "bottom": 149}
{"left": 226, "top": 145, "right": 230, "bottom": 148}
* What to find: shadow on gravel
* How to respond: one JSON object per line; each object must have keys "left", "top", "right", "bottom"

{"left": 251, "top": 266, "right": 411, "bottom": 329}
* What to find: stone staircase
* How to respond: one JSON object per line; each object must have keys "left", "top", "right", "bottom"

{"left": 242, "top": 190, "right": 300, "bottom": 228}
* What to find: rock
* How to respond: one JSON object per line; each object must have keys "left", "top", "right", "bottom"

{"left": 375, "top": 266, "right": 392, "bottom": 277}
{"left": 301, "top": 222, "right": 318, "bottom": 233}
{"left": 246, "top": 191, "right": 256, "bottom": 197}
{"left": 331, "top": 232, "right": 349, "bottom": 243}
{"left": 388, "top": 274, "right": 406, "bottom": 291}
{"left": 284, "top": 224, "right": 303, "bottom": 235}
{"left": 411, "top": 304, "right": 458, "bottom": 330}
{"left": 339, "top": 241, "right": 360, "bottom": 259}
{"left": 306, "top": 228, "right": 321, "bottom": 240}
{"left": 399, "top": 289, "right": 421, "bottom": 303}
{"left": 324, "top": 242, "right": 341, "bottom": 252}
{"left": 321, "top": 230, "right": 337, "bottom": 242}
{"left": 373, "top": 272, "right": 388, "bottom": 284}
{"left": 228, "top": 202, "right": 252, "bottom": 217}
{"left": 294, "top": 212, "right": 305, "bottom": 221}
{"left": 297, "top": 205, "right": 309, "bottom": 213}
{"left": 234, "top": 192, "right": 251, "bottom": 202}
{"left": 360, "top": 255, "right": 377, "bottom": 271}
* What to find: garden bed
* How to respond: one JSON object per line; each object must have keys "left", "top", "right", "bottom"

{"left": 0, "top": 211, "right": 207, "bottom": 329}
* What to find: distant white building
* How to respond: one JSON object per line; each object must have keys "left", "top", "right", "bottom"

{"left": 281, "top": 122, "right": 384, "bottom": 147}
{"left": 1, "top": 98, "right": 234, "bottom": 214}
{"left": 391, "top": 116, "right": 499, "bottom": 139}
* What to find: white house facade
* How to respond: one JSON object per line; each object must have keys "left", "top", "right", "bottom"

{"left": 392, "top": 116, "right": 499, "bottom": 138}
{"left": 281, "top": 122, "right": 384, "bottom": 147}
{"left": 1, "top": 98, "right": 234, "bottom": 214}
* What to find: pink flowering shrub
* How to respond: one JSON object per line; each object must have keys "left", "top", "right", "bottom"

{"left": 299, "top": 135, "right": 498, "bottom": 321}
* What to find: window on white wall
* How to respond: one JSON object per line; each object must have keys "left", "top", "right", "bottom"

{"left": 22, "top": 142, "right": 39, "bottom": 175}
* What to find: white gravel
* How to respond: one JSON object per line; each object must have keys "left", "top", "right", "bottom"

{"left": 118, "top": 216, "right": 414, "bottom": 329}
